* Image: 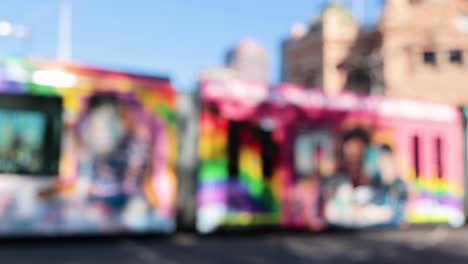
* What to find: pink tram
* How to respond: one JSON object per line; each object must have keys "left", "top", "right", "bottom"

{"left": 197, "top": 79, "right": 464, "bottom": 233}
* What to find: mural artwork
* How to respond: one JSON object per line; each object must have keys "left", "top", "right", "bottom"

{"left": 197, "top": 79, "right": 465, "bottom": 233}
{"left": 0, "top": 58, "right": 177, "bottom": 235}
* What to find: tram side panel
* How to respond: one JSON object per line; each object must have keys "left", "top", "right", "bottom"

{"left": 0, "top": 59, "right": 178, "bottom": 235}
{"left": 196, "top": 80, "right": 281, "bottom": 233}
{"left": 277, "top": 87, "right": 465, "bottom": 229}
{"left": 195, "top": 79, "right": 465, "bottom": 233}
{"left": 377, "top": 104, "right": 464, "bottom": 227}
{"left": 276, "top": 86, "right": 407, "bottom": 230}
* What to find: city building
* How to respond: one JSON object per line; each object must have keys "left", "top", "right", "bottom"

{"left": 199, "top": 38, "right": 269, "bottom": 84}
{"left": 282, "top": 3, "right": 363, "bottom": 95}
{"left": 282, "top": 0, "right": 468, "bottom": 105}
{"left": 225, "top": 38, "right": 269, "bottom": 83}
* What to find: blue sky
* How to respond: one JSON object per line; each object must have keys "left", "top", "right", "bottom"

{"left": 0, "top": 0, "right": 384, "bottom": 90}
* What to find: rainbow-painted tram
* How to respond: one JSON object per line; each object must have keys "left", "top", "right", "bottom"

{"left": 196, "top": 79, "right": 464, "bottom": 233}
{"left": 0, "top": 58, "right": 465, "bottom": 236}
{"left": 0, "top": 58, "right": 177, "bottom": 235}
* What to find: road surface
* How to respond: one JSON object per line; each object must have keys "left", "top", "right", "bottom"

{"left": 0, "top": 227, "right": 467, "bottom": 263}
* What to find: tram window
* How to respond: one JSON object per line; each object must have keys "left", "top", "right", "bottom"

{"left": 435, "top": 137, "right": 443, "bottom": 179}
{"left": 0, "top": 94, "right": 62, "bottom": 176}
{"left": 260, "top": 129, "right": 275, "bottom": 180}
{"left": 228, "top": 121, "right": 241, "bottom": 179}
{"left": 294, "top": 133, "right": 325, "bottom": 178}
{"left": 228, "top": 121, "right": 277, "bottom": 180}
{"left": 412, "top": 135, "right": 421, "bottom": 179}
{"left": 295, "top": 134, "right": 314, "bottom": 177}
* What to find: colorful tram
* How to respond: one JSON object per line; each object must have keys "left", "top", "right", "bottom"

{"left": 0, "top": 57, "right": 465, "bottom": 236}
{"left": 196, "top": 79, "right": 465, "bottom": 233}
{"left": 0, "top": 58, "right": 177, "bottom": 235}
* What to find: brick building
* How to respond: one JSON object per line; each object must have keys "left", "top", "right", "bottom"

{"left": 282, "top": 0, "right": 468, "bottom": 105}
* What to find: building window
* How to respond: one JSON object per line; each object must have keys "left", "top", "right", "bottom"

{"left": 346, "top": 68, "right": 371, "bottom": 94}
{"left": 449, "top": 50, "right": 463, "bottom": 64}
{"left": 304, "top": 70, "right": 317, "bottom": 88}
{"left": 409, "top": 0, "right": 424, "bottom": 5}
{"left": 423, "top": 51, "right": 436, "bottom": 65}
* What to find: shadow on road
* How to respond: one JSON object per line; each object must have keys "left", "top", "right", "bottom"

{"left": 0, "top": 228, "right": 467, "bottom": 264}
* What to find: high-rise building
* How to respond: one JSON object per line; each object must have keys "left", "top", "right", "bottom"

{"left": 225, "top": 39, "right": 269, "bottom": 83}
{"left": 199, "top": 38, "right": 269, "bottom": 86}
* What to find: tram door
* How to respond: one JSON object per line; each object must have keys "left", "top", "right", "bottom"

{"left": 226, "top": 121, "right": 279, "bottom": 215}
{"left": 405, "top": 124, "right": 464, "bottom": 226}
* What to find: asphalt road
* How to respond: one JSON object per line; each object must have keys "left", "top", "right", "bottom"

{"left": 0, "top": 227, "right": 467, "bottom": 264}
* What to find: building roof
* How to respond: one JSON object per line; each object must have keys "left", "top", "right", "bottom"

{"left": 310, "top": 2, "right": 356, "bottom": 31}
